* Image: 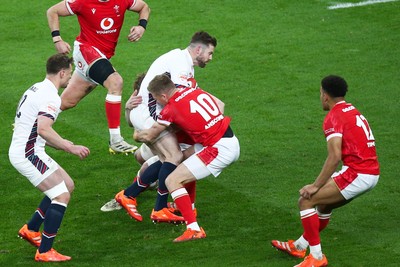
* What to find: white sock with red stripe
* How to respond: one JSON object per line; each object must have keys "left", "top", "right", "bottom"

{"left": 294, "top": 235, "right": 309, "bottom": 251}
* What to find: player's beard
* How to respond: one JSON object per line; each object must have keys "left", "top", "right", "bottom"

{"left": 196, "top": 56, "right": 208, "bottom": 68}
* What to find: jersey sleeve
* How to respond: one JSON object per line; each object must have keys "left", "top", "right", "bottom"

{"left": 127, "top": 0, "right": 137, "bottom": 9}
{"left": 66, "top": 0, "right": 82, "bottom": 14}
{"left": 323, "top": 112, "right": 343, "bottom": 141}
{"left": 38, "top": 100, "right": 60, "bottom": 121}
{"left": 157, "top": 106, "right": 173, "bottom": 127}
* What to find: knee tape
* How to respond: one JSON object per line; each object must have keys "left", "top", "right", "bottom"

{"left": 43, "top": 181, "right": 69, "bottom": 200}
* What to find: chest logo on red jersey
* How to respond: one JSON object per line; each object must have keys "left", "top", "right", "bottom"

{"left": 100, "top": 18, "right": 114, "bottom": 30}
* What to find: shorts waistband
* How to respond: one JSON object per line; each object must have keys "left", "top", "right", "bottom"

{"left": 222, "top": 126, "right": 234, "bottom": 138}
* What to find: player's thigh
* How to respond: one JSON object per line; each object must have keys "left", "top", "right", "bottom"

{"left": 9, "top": 154, "right": 59, "bottom": 188}
{"left": 300, "top": 179, "right": 346, "bottom": 208}
{"left": 36, "top": 168, "right": 73, "bottom": 193}
{"left": 152, "top": 132, "right": 182, "bottom": 164}
{"left": 166, "top": 163, "right": 197, "bottom": 189}
{"left": 61, "top": 71, "right": 96, "bottom": 108}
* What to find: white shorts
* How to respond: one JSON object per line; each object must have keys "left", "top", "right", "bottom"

{"left": 130, "top": 103, "right": 170, "bottom": 141}
{"left": 183, "top": 136, "right": 240, "bottom": 179}
{"left": 130, "top": 104, "right": 157, "bottom": 130}
{"left": 9, "top": 153, "right": 59, "bottom": 187}
{"left": 333, "top": 166, "right": 379, "bottom": 200}
{"left": 73, "top": 40, "right": 107, "bottom": 85}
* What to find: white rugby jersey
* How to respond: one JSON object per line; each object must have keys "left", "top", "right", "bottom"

{"left": 9, "top": 79, "right": 61, "bottom": 157}
{"left": 138, "top": 48, "right": 195, "bottom": 119}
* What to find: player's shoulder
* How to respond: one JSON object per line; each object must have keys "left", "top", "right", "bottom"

{"left": 164, "top": 48, "right": 184, "bottom": 58}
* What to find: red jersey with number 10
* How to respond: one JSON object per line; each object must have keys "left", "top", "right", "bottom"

{"left": 157, "top": 87, "right": 231, "bottom": 147}
{"left": 66, "top": 0, "right": 136, "bottom": 59}
{"left": 323, "top": 101, "right": 379, "bottom": 175}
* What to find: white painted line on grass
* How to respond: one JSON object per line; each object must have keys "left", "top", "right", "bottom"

{"left": 328, "top": 0, "right": 398, "bottom": 9}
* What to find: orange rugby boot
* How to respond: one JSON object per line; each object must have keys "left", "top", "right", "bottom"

{"left": 294, "top": 254, "right": 328, "bottom": 267}
{"left": 271, "top": 239, "right": 306, "bottom": 258}
{"left": 115, "top": 190, "right": 142, "bottom": 221}
{"left": 173, "top": 227, "right": 206, "bottom": 242}
{"left": 18, "top": 224, "right": 41, "bottom": 247}
{"left": 35, "top": 248, "right": 71, "bottom": 262}
{"left": 150, "top": 208, "right": 185, "bottom": 224}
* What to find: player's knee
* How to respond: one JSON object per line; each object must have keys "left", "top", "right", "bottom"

{"left": 61, "top": 97, "right": 78, "bottom": 110}
{"left": 65, "top": 179, "right": 75, "bottom": 193}
{"left": 44, "top": 181, "right": 71, "bottom": 203}
{"left": 165, "top": 152, "right": 183, "bottom": 166}
{"left": 105, "top": 73, "right": 123, "bottom": 94}
{"left": 165, "top": 174, "right": 184, "bottom": 192}
{"left": 88, "top": 58, "right": 117, "bottom": 87}
{"left": 53, "top": 192, "right": 71, "bottom": 205}
{"left": 298, "top": 196, "right": 314, "bottom": 210}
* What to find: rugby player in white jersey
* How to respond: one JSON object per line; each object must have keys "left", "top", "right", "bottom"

{"left": 9, "top": 54, "right": 90, "bottom": 262}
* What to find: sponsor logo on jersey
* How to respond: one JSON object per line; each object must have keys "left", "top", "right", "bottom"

{"left": 92, "top": 8, "right": 96, "bottom": 14}
{"left": 324, "top": 127, "right": 335, "bottom": 135}
{"left": 96, "top": 18, "right": 117, "bottom": 34}
{"left": 175, "top": 88, "right": 196, "bottom": 102}
{"left": 205, "top": 115, "right": 224, "bottom": 129}
{"left": 342, "top": 105, "right": 355, "bottom": 112}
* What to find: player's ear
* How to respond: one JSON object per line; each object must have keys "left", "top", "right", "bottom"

{"left": 195, "top": 44, "right": 203, "bottom": 55}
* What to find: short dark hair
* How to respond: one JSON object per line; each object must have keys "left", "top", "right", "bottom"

{"left": 190, "top": 31, "right": 217, "bottom": 47}
{"left": 46, "top": 54, "right": 73, "bottom": 75}
{"left": 148, "top": 74, "right": 175, "bottom": 95}
{"left": 321, "top": 75, "right": 348, "bottom": 97}
{"left": 133, "top": 72, "right": 146, "bottom": 91}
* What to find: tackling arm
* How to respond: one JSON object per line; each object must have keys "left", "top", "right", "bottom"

{"left": 133, "top": 122, "right": 167, "bottom": 144}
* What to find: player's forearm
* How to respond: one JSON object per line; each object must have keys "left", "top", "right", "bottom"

{"left": 314, "top": 156, "right": 340, "bottom": 188}
{"left": 133, "top": 129, "right": 156, "bottom": 143}
{"left": 47, "top": 2, "right": 70, "bottom": 42}
{"left": 38, "top": 126, "right": 73, "bottom": 152}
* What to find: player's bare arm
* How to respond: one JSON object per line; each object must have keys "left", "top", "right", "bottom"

{"left": 128, "top": 0, "right": 150, "bottom": 42}
{"left": 299, "top": 136, "right": 342, "bottom": 199}
{"left": 133, "top": 122, "right": 167, "bottom": 143}
{"left": 211, "top": 95, "right": 225, "bottom": 114}
{"left": 47, "top": 1, "right": 72, "bottom": 54}
{"left": 37, "top": 115, "right": 90, "bottom": 159}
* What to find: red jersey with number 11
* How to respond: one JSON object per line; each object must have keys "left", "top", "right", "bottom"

{"left": 157, "top": 87, "right": 231, "bottom": 147}
{"left": 323, "top": 101, "right": 379, "bottom": 175}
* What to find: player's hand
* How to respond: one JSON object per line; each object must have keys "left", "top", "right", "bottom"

{"left": 299, "top": 184, "right": 319, "bottom": 199}
{"left": 125, "top": 90, "right": 142, "bottom": 110}
{"left": 127, "top": 26, "right": 145, "bottom": 42}
{"left": 54, "top": 40, "right": 71, "bottom": 54}
{"left": 69, "top": 145, "right": 90, "bottom": 160}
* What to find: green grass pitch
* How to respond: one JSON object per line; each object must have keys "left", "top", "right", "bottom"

{"left": 1, "top": 0, "right": 399, "bottom": 266}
